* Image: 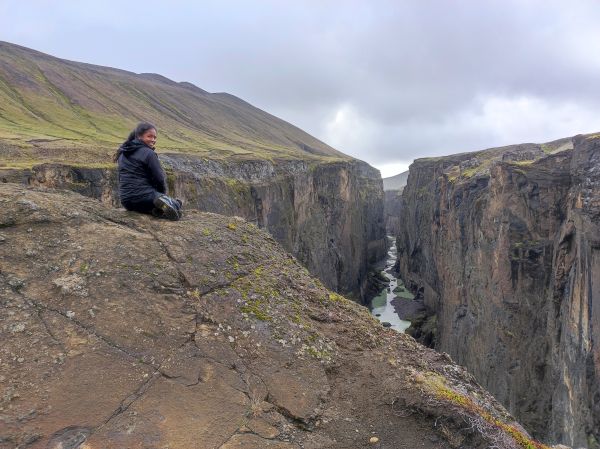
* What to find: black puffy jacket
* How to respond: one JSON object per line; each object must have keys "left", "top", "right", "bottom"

{"left": 116, "top": 139, "right": 167, "bottom": 205}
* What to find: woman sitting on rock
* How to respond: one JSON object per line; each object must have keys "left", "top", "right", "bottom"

{"left": 114, "top": 122, "right": 182, "bottom": 220}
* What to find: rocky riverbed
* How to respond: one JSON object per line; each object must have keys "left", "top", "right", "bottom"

{"left": 370, "top": 236, "right": 425, "bottom": 332}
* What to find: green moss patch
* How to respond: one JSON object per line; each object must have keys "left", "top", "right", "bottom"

{"left": 416, "top": 372, "right": 551, "bottom": 449}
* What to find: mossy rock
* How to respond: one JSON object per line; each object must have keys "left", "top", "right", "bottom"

{"left": 395, "top": 290, "right": 415, "bottom": 300}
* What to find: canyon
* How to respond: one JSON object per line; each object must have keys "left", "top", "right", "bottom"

{"left": 396, "top": 134, "right": 600, "bottom": 448}
{"left": 0, "top": 40, "right": 584, "bottom": 449}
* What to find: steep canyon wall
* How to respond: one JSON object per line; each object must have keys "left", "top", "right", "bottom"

{"left": 396, "top": 135, "right": 600, "bottom": 448}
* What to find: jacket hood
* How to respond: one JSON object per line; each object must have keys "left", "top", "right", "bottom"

{"left": 118, "top": 138, "right": 152, "bottom": 155}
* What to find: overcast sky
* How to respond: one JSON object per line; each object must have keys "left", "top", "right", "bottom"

{"left": 2, "top": 0, "right": 599, "bottom": 176}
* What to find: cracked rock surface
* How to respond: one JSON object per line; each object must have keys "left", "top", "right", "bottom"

{"left": 0, "top": 184, "right": 563, "bottom": 449}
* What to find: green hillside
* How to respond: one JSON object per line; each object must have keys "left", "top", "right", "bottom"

{"left": 0, "top": 41, "right": 349, "bottom": 168}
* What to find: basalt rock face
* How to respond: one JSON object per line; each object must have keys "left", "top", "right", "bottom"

{"left": 396, "top": 135, "right": 600, "bottom": 448}
{"left": 1, "top": 156, "right": 386, "bottom": 301}
{"left": 0, "top": 184, "right": 568, "bottom": 449}
{"left": 383, "top": 171, "right": 409, "bottom": 191}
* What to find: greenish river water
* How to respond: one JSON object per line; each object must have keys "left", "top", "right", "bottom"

{"left": 369, "top": 236, "right": 412, "bottom": 332}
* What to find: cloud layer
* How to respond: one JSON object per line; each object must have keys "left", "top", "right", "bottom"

{"left": 2, "top": 0, "right": 599, "bottom": 176}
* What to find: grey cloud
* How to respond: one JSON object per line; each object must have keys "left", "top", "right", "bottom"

{"left": 1, "top": 0, "right": 599, "bottom": 172}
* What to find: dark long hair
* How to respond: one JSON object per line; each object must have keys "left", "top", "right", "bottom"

{"left": 113, "top": 122, "right": 157, "bottom": 162}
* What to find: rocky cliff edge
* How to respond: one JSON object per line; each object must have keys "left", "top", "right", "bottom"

{"left": 0, "top": 184, "right": 567, "bottom": 449}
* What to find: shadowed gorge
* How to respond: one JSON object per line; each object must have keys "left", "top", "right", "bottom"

{"left": 383, "top": 171, "right": 407, "bottom": 236}
{"left": 396, "top": 134, "right": 600, "bottom": 448}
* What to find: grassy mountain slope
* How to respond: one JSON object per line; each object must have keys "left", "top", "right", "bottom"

{"left": 0, "top": 41, "right": 348, "bottom": 168}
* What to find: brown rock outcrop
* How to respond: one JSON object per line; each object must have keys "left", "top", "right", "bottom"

{"left": 0, "top": 183, "right": 560, "bottom": 449}
{"left": 396, "top": 134, "right": 600, "bottom": 448}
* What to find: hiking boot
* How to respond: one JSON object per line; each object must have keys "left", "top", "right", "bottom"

{"left": 153, "top": 195, "right": 181, "bottom": 221}
{"left": 174, "top": 198, "right": 183, "bottom": 218}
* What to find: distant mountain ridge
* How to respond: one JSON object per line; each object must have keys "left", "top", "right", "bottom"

{"left": 0, "top": 41, "right": 348, "bottom": 168}
{"left": 383, "top": 170, "right": 409, "bottom": 191}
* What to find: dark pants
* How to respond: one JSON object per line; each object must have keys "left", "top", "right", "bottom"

{"left": 121, "top": 196, "right": 156, "bottom": 215}
{"left": 122, "top": 192, "right": 182, "bottom": 216}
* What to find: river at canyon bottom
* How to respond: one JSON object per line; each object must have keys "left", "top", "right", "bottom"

{"left": 369, "top": 236, "right": 413, "bottom": 332}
